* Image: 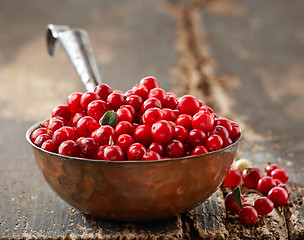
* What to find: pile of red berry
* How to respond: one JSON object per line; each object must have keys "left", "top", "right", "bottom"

{"left": 30, "top": 76, "right": 241, "bottom": 161}
{"left": 223, "top": 161, "right": 291, "bottom": 225}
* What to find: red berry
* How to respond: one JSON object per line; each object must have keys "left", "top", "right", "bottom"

{"left": 115, "top": 134, "right": 135, "bottom": 153}
{"left": 87, "top": 100, "right": 109, "bottom": 121}
{"left": 267, "top": 186, "right": 289, "bottom": 206}
{"left": 58, "top": 140, "right": 80, "bottom": 157}
{"left": 242, "top": 167, "right": 264, "bottom": 189}
{"left": 165, "top": 139, "right": 185, "bottom": 158}
{"left": 274, "top": 179, "right": 283, "bottom": 186}
{"left": 178, "top": 95, "right": 200, "bottom": 116}
{"left": 141, "top": 97, "right": 162, "bottom": 113}
{"left": 102, "top": 145, "right": 124, "bottom": 161}
{"left": 94, "top": 83, "right": 113, "bottom": 101}
{"left": 192, "top": 111, "right": 214, "bottom": 133}
{"left": 164, "top": 94, "right": 178, "bottom": 109}
{"left": 70, "top": 112, "right": 86, "bottom": 127}
{"left": 76, "top": 116, "right": 99, "bottom": 137}
{"left": 230, "top": 121, "right": 241, "bottom": 141}
{"left": 142, "top": 108, "right": 164, "bottom": 125}
{"left": 175, "top": 114, "right": 193, "bottom": 131}
{"left": 265, "top": 163, "right": 280, "bottom": 176}
{"left": 126, "top": 95, "right": 143, "bottom": 112}
{"left": 223, "top": 168, "right": 241, "bottom": 188}
{"left": 96, "top": 145, "right": 107, "bottom": 160}
{"left": 133, "top": 125, "right": 154, "bottom": 147}
{"left": 238, "top": 206, "right": 258, "bottom": 225}
{"left": 52, "top": 126, "right": 78, "bottom": 146}
{"left": 173, "top": 125, "right": 188, "bottom": 142}
{"left": 107, "top": 92, "right": 125, "bottom": 110}
{"left": 120, "top": 105, "right": 136, "bottom": 120}
{"left": 271, "top": 168, "right": 289, "bottom": 184}
{"left": 257, "top": 176, "right": 277, "bottom": 195}
{"left": 191, "top": 145, "right": 208, "bottom": 155}
{"left": 224, "top": 192, "right": 245, "bottom": 213}
{"left": 254, "top": 197, "right": 274, "bottom": 216}
{"left": 214, "top": 118, "right": 233, "bottom": 135}
{"left": 31, "top": 128, "right": 48, "bottom": 143}
{"left": 76, "top": 137, "right": 98, "bottom": 157}
{"left": 46, "top": 117, "right": 66, "bottom": 132}
{"left": 188, "top": 129, "right": 206, "bottom": 147}
{"left": 91, "top": 125, "right": 115, "bottom": 146}
{"left": 127, "top": 143, "right": 146, "bottom": 160}
{"left": 140, "top": 76, "right": 159, "bottom": 91}
{"left": 41, "top": 139, "right": 58, "bottom": 153}
{"left": 151, "top": 120, "right": 174, "bottom": 144}
{"left": 278, "top": 183, "right": 291, "bottom": 197}
{"left": 116, "top": 107, "right": 133, "bottom": 123}
{"left": 142, "top": 150, "right": 161, "bottom": 161}
{"left": 34, "top": 134, "right": 52, "bottom": 147}
{"left": 115, "top": 121, "right": 134, "bottom": 136}
{"left": 205, "top": 134, "right": 223, "bottom": 151}
{"left": 67, "top": 92, "right": 83, "bottom": 113}
{"left": 52, "top": 105, "right": 72, "bottom": 122}
{"left": 161, "top": 108, "right": 176, "bottom": 121}
{"left": 80, "top": 92, "right": 101, "bottom": 111}
{"left": 210, "top": 125, "right": 229, "bottom": 143}
{"left": 132, "top": 84, "right": 149, "bottom": 100}
{"left": 148, "top": 142, "right": 164, "bottom": 156}
{"left": 148, "top": 88, "right": 167, "bottom": 106}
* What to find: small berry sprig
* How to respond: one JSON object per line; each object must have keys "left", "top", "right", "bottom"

{"left": 223, "top": 160, "right": 291, "bottom": 225}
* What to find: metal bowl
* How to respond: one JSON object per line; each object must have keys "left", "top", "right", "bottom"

{"left": 26, "top": 121, "right": 241, "bottom": 221}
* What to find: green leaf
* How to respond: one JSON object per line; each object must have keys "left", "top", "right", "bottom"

{"left": 232, "top": 186, "right": 243, "bottom": 209}
{"left": 100, "top": 110, "right": 117, "bottom": 128}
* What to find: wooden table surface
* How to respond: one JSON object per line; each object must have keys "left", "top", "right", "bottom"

{"left": 0, "top": 0, "right": 303, "bottom": 239}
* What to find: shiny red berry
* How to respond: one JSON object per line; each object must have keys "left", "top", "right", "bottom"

{"left": 133, "top": 124, "right": 154, "bottom": 147}
{"left": 224, "top": 192, "right": 245, "bottom": 213}
{"left": 161, "top": 108, "right": 176, "bottom": 121}
{"left": 223, "top": 168, "right": 241, "bottom": 188}
{"left": 52, "top": 105, "right": 72, "bottom": 122}
{"left": 175, "top": 114, "right": 193, "bottom": 131}
{"left": 52, "top": 126, "right": 78, "bottom": 146}
{"left": 46, "top": 117, "right": 66, "bottom": 132}
{"left": 257, "top": 176, "right": 277, "bottom": 195}
{"left": 115, "top": 134, "right": 135, "bottom": 153}
{"left": 31, "top": 128, "right": 48, "bottom": 143}
{"left": 126, "top": 95, "right": 143, "bottom": 111}
{"left": 58, "top": 140, "right": 80, "bottom": 157}
{"left": 254, "top": 197, "right": 274, "bottom": 216}
{"left": 67, "top": 92, "right": 83, "bottom": 113}
{"left": 91, "top": 125, "right": 115, "bottom": 145}
{"left": 151, "top": 120, "right": 174, "bottom": 144}
{"left": 141, "top": 97, "right": 162, "bottom": 113}
{"left": 165, "top": 139, "right": 185, "bottom": 158}
{"left": 116, "top": 107, "right": 133, "bottom": 123}
{"left": 41, "top": 139, "right": 58, "bottom": 153}
{"left": 267, "top": 186, "right": 289, "bottom": 206}
{"left": 132, "top": 84, "right": 149, "bottom": 100}
{"left": 278, "top": 183, "right": 291, "bottom": 197}
{"left": 76, "top": 116, "right": 99, "bottom": 137}
{"left": 191, "top": 145, "right": 208, "bottom": 155}
{"left": 87, "top": 100, "right": 109, "bottom": 121}
{"left": 76, "top": 137, "right": 98, "bottom": 158}
{"left": 148, "top": 142, "right": 164, "bottom": 156}
{"left": 142, "top": 150, "right": 161, "bottom": 161}
{"left": 192, "top": 111, "right": 214, "bottom": 133}
{"left": 188, "top": 129, "right": 206, "bottom": 147}
{"left": 142, "top": 108, "right": 164, "bottom": 125}
{"left": 242, "top": 167, "right": 263, "bottom": 189}
{"left": 178, "top": 95, "right": 200, "bottom": 116}
{"left": 34, "top": 134, "right": 52, "bottom": 147}
{"left": 210, "top": 125, "right": 229, "bottom": 143}
{"left": 271, "top": 168, "right": 289, "bottom": 184}
{"left": 173, "top": 125, "right": 188, "bottom": 142}
{"left": 238, "top": 206, "right": 258, "bottom": 225}
{"left": 94, "top": 83, "right": 113, "bottom": 101}
{"left": 205, "top": 134, "right": 223, "bottom": 151}
{"left": 148, "top": 88, "right": 167, "bottom": 106}
{"left": 80, "top": 92, "right": 101, "bottom": 111}
{"left": 102, "top": 145, "right": 124, "bottom": 161}
{"left": 214, "top": 118, "right": 233, "bottom": 135}
{"left": 140, "top": 76, "right": 159, "bottom": 91}
{"left": 127, "top": 143, "right": 146, "bottom": 160}
{"left": 114, "top": 121, "right": 134, "bottom": 136}
{"left": 265, "top": 163, "right": 280, "bottom": 176}
{"left": 107, "top": 92, "right": 126, "bottom": 110}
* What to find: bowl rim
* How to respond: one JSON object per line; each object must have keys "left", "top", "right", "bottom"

{"left": 26, "top": 120, "right": 242, "bottom": 164}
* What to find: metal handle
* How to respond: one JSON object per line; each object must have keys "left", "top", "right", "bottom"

{"left": 46, "top": 24, "right": 102, "bottom": 91}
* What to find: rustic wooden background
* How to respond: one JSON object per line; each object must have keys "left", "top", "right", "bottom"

{"left": 0, "top": 0, "right": 303, "bottom": 239}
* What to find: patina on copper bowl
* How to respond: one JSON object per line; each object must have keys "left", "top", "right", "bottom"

{"left": 26, "top": 121, "right": 241, "bottom": 221}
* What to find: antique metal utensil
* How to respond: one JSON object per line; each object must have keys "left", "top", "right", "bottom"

{"left": 26, "top": 24, "right": 241, "bottom": 221}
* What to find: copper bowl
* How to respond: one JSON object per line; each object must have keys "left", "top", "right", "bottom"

{"left": 26, "top": 121, "right": 241, "bottom": 221}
